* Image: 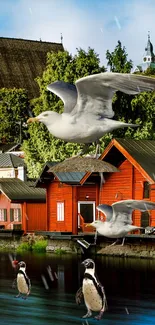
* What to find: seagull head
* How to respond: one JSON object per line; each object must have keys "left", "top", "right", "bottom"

{"left": 27, "top": 111, "right": 59, "bottom": 126}
{"left": 86, "top": 220, "right": 104, "bottom": 229}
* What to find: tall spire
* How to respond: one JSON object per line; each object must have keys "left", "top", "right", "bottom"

{"left": 60, "top": 33, "right": 63, "bottom": 44}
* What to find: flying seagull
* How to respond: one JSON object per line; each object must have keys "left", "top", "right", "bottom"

{"left": 87, "top": 200, "right": 155, "bottom": 246}
{"left": 27, "top": 72, "right": 155, "bottom": 156}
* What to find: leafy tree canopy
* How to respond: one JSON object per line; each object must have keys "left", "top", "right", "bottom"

{"left": 0, "top": 88, "right": 29, "bottom": 143}
{"left": 106, "top": 40, "right": 133, "bottom": 73}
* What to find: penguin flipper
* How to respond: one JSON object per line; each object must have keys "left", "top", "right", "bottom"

{"left": 12, "top": 278, "right": 17, "bottom": 289}
{"left": 75, "top": 287, "right": 83, "bottom": 305}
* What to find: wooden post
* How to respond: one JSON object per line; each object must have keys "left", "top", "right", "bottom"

{"left": 72, "top": 186, "right": 78, "bottom": 234}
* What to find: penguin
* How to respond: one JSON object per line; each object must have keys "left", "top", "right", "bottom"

{"left": 16, "top": 261, "right": 31, "bottom": 299}
{"left": 76, "top": 258, "right": 107, "bottom": 320}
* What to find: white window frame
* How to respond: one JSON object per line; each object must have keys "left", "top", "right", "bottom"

{"left": 14, "top": 209, "right": 20, "bottom": 222}
{"left": 57, "top": 202, "right": 64, "bottom": 222}
{"left": 0, "top": 209, "right": 6, "bottom": 222}
{"left": 78, "top": 201, "right": 96, "bottom": 226}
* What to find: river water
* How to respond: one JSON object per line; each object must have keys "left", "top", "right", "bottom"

{"left": 0, "top": 251, "right": 155, "bottom": 325}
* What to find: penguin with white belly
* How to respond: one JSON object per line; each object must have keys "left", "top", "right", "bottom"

{"left": 76, "top": 258, "right": 107, "bottom": 320}
{"left": 16, "top": 261, "right": 31, "bottom": 299}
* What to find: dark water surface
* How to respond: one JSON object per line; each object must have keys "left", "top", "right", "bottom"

{"left": 0, "top": 252, "right": 155, "bottom": 325}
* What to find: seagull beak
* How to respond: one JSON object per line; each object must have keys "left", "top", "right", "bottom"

{"left": 27, "top": 117, "right": 39, "bottom": 123}
{"left": 85, "top": 223, "right": 93, "bottom": 227}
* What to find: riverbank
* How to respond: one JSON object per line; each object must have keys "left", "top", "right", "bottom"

{"left": 1, "top": 230, "right": 155, "bottom": 258}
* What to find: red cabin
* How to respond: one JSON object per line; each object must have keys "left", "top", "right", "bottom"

{"left": 0, "top": 178, "right": 46, "bottom": 232}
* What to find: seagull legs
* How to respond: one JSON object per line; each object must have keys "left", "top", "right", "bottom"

{"left": 66, "top": 144, "right": 91, "bottom": 160}
{"left": 121, "top": 237, "right": 125, "bottom": 246}
{"left": 107, "top": 238, "right": 119, "bottom": 247}
{"left": 94, "top": 140, "right": 101, "bottom": 158}
{"left": 107, "top": 237, "right": 125, "bottom": 247}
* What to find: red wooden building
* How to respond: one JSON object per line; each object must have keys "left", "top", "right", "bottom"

{"left": 36, "top": 138, "right": 155, "bottom": 234}
{"left": 0, "top": 178, "right": 46, "bottom": 232}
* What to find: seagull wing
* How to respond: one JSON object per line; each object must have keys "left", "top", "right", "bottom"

{"left": 112, "top": 199, "right": 155, "bottom": 224}
{"left": 47, "top": 81, "right": 77, "bottom": 113}
{"left": 96, "top": 204, "right": 113, "bottom": 221}
{"left": 71, "top": 72, "right": 155, "bottom": 119}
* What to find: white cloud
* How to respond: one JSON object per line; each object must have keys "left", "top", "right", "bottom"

{"left": 1, "top": 0, "right": 155, "bottom": 67}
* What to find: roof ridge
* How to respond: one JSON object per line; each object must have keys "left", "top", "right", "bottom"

{"left": 0, "top": 36, "right": 62, "bottom": 46}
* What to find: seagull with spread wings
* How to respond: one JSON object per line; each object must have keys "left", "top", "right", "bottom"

{"left": 87, "top": 200, "right": 155, "bottom": 246}
{"left": 27, "top": 72, "right": 155, "bottom": 156}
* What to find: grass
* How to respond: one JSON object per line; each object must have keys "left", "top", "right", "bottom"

{"left": 55, "top": 248, "right": 67, "bottom": 255}
{"left": 16, "top": 239, "right": 48, "bottom": 253}
{"left": 32, "top": 240, "right": 48, "bottom": 252}
{"left": 16, "top": 242, "right": 32, "bottom": 252}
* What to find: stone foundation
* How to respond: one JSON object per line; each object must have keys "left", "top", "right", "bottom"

{"left": 46, "top": 239, "right": 80, "bottom": 253}
{"left": 96, "top": 242, "right": 155, "bottom": 258}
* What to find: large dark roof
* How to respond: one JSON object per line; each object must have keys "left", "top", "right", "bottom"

{"left": 0, "top": 153, "right": 24, "bottom": 168}
{"left": 116, "top": 138, "right": 155, "bottom": 181}
{"left": 0, "top": 178, "right": 46, "bottom": 202}
{"left": 101, "top": 138, "right": 155, "bottom": 182}
{"left": 0, "top": 37, "right": 64, "bottom": 98}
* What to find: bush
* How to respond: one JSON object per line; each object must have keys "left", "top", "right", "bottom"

{"left": 16, "top": 242, "right": 32, "bottom": 252}
{"left": 55, "top": 248, "right": 67, "bottom": 255}
{"left": 32, "top": 240, "right": 48, "bottom": 252}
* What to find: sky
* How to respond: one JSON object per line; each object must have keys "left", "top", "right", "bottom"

{"left": 1, "top": 0, "right": 155, "bottom": 68}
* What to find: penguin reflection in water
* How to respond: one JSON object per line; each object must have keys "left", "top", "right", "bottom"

{"left": 76, "top": 259, "right": 107, "bottom": 320}
{"left": 14, "top": 261, "right": 31, "bottom": 299}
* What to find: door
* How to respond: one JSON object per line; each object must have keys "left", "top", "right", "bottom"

{"left": 78, "top": 201, "right": 95, "bottom": 232}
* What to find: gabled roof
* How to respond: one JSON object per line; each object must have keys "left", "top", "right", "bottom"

{"left": 101, "top": 138, "right": 155, "bottom": 183}
{"left": 0, "top": 178, "right": 46, "bottom": 202}
{"left": 0, "top": 37, "right": 64, "bottom": 98}
{"left": 82, "top": 138, "right": 155, "bottom": 184}
{"left": 0, "top": 153, "right": 24, "bottom": 168}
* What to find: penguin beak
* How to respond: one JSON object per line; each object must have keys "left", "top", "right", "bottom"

{"left": 27, "top": 117, "right": 39, "bottom": 123}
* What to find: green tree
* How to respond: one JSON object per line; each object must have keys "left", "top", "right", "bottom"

{"left": 23, "top": 48, "right": 106, "bottom": 178}
{"left": 0, "top": 88, "right": 29, "bottom": 143}
{"left": 106, "top": 40, "right": 133, "bottom": 73}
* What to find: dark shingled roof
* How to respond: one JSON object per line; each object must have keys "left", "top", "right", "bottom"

{"left": 0, "top": 37, "right": 64, "bottom": 98}
{"left": 35, "top": 161, "right": 85, "bottom": 186}
{"left": 0, "top": 178, "right": 46, "bottom": 202}
{"left": 0, "top": 143, "right": 20, "bottom": 153}
{"left": 116, "top": 138, "right": 155, "bottom": 181}
{"left": 55, "top": 172, "right": 85, "bottom": 183}
{"left": 0, "top": 153, "right": 24, "bottom": 168}
{"left": 45, "top": 161, "right": 85, "bottom": 183}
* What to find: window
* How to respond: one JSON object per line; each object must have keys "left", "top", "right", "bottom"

{"left": 141, "top": 211, "right": 150, "bottom": 228}
{"left": 143, "top": 181, "right": 150, "bottom": 198}
{"left": 10, "top": 209, "right": 21, "bottom": 222}
{"left": 57, "top": 202, "right": 64, "bottom": 221}
{"left": 0, "top": 209, "right": 7, "bottom": 222}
